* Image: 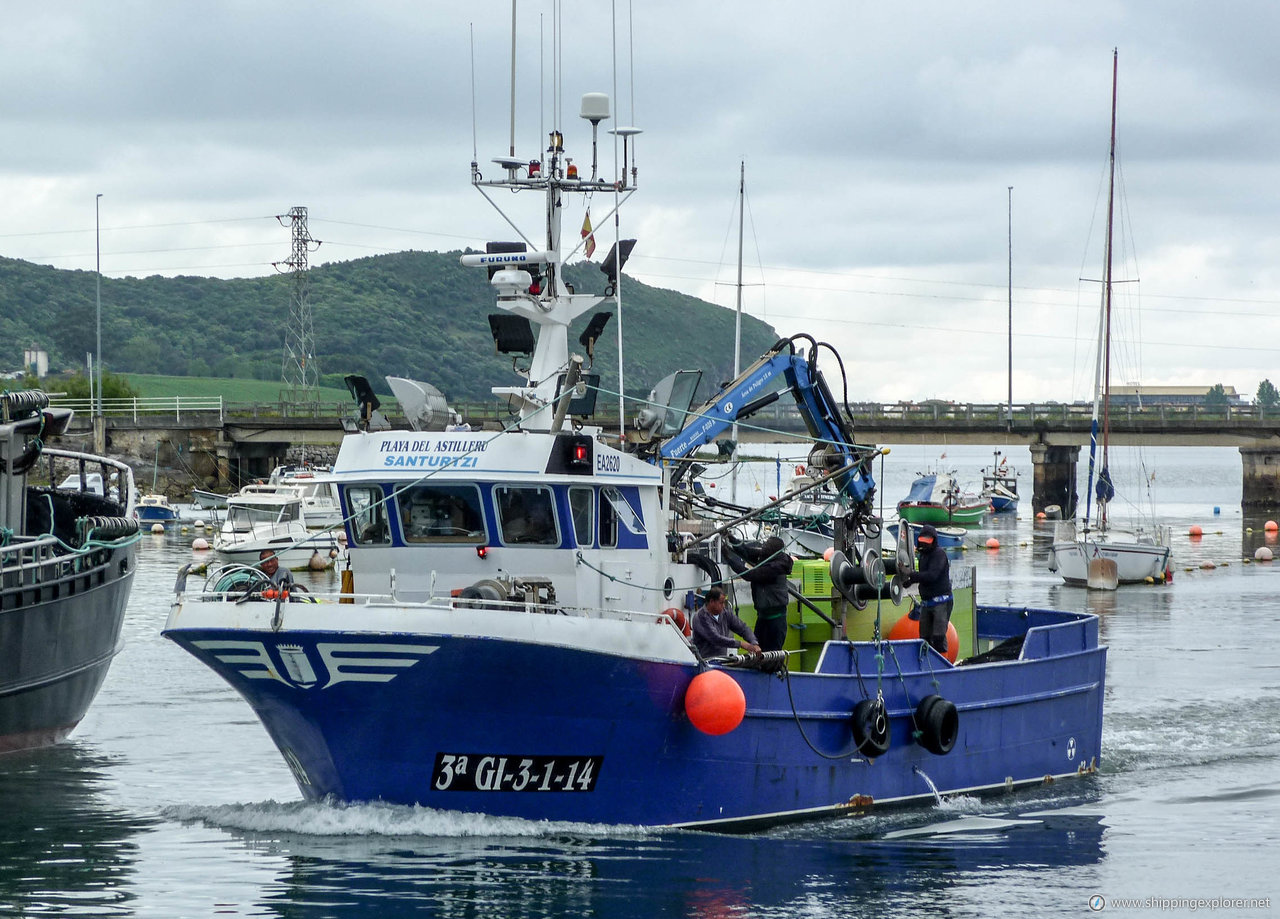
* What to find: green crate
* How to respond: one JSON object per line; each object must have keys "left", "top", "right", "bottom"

{"left": 796, "top": 558, "right": 833, "bottom": 598}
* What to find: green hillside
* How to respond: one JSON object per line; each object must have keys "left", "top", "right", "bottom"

{"left": 1, "top": 250, "right": 780, "bottom": 404}
{"left": 121, "top": 373, "right": 352, "bottom": 403}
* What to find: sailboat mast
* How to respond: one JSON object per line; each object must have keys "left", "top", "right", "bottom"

{"left": 1007, "top": 185, "right": 1013, "bottom": 429}
{"left": 730, "top": 160, "right": 745, "bottom": 504}
{"left": 1100, "top": 48, "right": 1119, "bottom": 527}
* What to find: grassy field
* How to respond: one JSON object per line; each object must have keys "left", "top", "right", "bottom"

{"left": 123, "top": 374, "right": 353, "bottom": 403}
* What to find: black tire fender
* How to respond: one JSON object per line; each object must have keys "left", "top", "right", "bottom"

{"left": 915, "top": 694, "right": 959, "bottom": 755}
{"left": 851, "top": 698, "right": 890, "bottom": 757}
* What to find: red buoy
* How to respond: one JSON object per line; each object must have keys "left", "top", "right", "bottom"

{"left": 887, "top": 614, "right": 959, "bottom": 663}
{"left": 1189, "top": 525, "right": 1203, "bottom": 537}
{"left": 685, "top": 670, "right": 746, "bottom": 735}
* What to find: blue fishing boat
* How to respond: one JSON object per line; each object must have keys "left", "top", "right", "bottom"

{"left": 135, "top": 493, "right": 179, "bottom": 525}
{"left": 162, "top": 56, "right": 1105, "bottom": 828}
{"left": 980, "top": 450, "right": 1019, "bottom": 514}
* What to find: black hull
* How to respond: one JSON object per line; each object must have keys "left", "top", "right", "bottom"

{"left": 0, "top": 481, "right": 137, "bottom": 754}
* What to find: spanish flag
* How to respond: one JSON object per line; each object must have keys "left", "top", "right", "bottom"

{"left": 581, "top": 211, "right": 596, "bottom": 258}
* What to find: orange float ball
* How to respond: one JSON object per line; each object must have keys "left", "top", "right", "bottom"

{"left": 985, "top": 537, "right": 1000, "bottom": 549}
{"left": 1035, "top": 511, "right": 1046, "bottom": 520}
{"left": 1266, "top": 520, "right": 1279, "bottom": 532}
{"left": 823, "top": 546, "right": 835, "bottom": 562}
{"left": 1189, "top": 525, "right": 1203, "bottom": 537}
{"left": 685, "top": 670, "right": 746, "bottom": 735}
{"left": 887, "top": 615, "right": 959, "bottom": 663}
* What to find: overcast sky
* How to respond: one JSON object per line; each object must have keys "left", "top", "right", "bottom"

{"left": 3, "top": 1, "right": 1279, "bottom": 404}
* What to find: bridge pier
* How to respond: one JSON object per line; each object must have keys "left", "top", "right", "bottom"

{"left": 1029, "top": 443, "right": 1079, "bottom": 518}
{"left": 1239, "top": 446, "right": 1280, "bottom": 509}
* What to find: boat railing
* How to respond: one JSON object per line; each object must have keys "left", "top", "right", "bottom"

{"left": 0, "top": 533, "right": 103, "bottom": 589}
{"left": 38, "top": 448, "right": 138, "bottom": 516}
{"left": 190, "top": 581, "right": 682, "bottom": 628}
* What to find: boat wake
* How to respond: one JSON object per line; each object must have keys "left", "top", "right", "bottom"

{"left": 1103, "top": 693, "right": 1280, "bottom": 774}
{"left": 162, "top": 798, "right": 650, "bottom": 840}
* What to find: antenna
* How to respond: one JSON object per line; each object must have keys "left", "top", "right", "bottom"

{"left": 470, "top": 23, "right": 478, "bottom": 163}
{"left": 273, "top": 206, "right": 322, "bottom": 402}
{"left": 508, "top": 0, "right": 517, "bottom": 158}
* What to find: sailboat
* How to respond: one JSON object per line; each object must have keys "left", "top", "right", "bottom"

{"left": 1048, "top": 50, "right": 1171, "bottom": 589}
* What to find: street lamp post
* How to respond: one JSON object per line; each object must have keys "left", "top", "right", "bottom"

{"left": 95, "top": 193, "right": 104, "bottom": 452}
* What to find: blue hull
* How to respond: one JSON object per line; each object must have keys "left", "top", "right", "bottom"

{"left": 166, "top": 606, "right": 1105, "bottom": 828}
{"left": 990, "top": 495, "right": 1018, "bottom": 513}
{"left": 136, "top": 508, "right": 179, "bottom": 523}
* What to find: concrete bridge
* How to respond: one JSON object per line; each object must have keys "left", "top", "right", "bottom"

{"left": 52, "top": 396, "right": 1280, "bottom": 512}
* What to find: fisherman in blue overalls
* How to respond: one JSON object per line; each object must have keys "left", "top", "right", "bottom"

{"left": 899, "top": 524, "right": 953, "bottom": 656}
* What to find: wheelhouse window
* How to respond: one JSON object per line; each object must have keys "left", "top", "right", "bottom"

{"left": 397, "top": 484, "right": 486, "bottom": 544}
{"left": 599, "top": 487, "right": 619, "bottom": 548}
{"left": 495, "top": 486, "right": 558, "bottom": 546}
{"left": 345, "top": 485, "right": 390, "bottom": 546}
{"left": 568, "top": 486, "right": 594, "bottom": 548}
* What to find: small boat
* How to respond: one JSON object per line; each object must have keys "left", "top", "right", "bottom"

{"left": 1048, "top": 51, "right": 1172, "bottom": 589}
{"left": 267, "top": 465, "right": 342, "bottom": 530}
{"left": 1, "top": 390, "right": 141, "bottom": 753}
{"left": 135, "top": 493, "right": 179, "bottom": 524}
{"left": 897, "top": 472, "right": 989, "bottom": 526}
{"left": 191, "top": 487, "right": 229, "bottom": 510}
{"left": 163, "top": 41, "right": 1106, "bottom": 828}
{"left": 213, "top": 484, "right": 338, "bottom": 570}
{"left": 980, "top": 450, "right": 1019, "bottom": 514}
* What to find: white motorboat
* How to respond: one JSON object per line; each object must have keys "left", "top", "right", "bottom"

{"left": 213, "top": 485, "right": 338, "bottom": 570}
{"left": 267, "top": 465, "right": 343, "bottom": 529}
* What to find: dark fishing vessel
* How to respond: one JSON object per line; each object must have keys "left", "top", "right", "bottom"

{"left": 1, "top": 391, "right": 141, "bottom": 753}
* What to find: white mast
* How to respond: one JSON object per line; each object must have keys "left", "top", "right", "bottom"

{"left": 730, "top": 161, "right": 745, "bottom": 504}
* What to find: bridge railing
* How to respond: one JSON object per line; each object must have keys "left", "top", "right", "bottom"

{"left": 42, "top": 393, "right": 1274, "bottom": 431}
{"left": 48, "top": 395, "right": 226, "bottom": 423}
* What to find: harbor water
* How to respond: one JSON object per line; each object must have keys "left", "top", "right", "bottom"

{"left": 1, "top": 444, "right": 1277, "bottom": 917}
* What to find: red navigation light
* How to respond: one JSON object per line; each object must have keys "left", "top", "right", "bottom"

{"left": 476, "top": 545, "right": 488, "bottom": 559}
{"left": 573, "top": 443, "right": 588, "bottom": 463}
{"left": 528, "top": 160, "right": 541, "bottom": 176}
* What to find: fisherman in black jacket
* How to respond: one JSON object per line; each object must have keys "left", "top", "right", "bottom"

{"left": 724, "top": 535, "right": 793, "bottom": 653}
{"left": 898, "top": 524, "right": 953, "bottom": 656}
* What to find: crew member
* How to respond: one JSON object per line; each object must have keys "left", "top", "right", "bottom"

{"left": 691, "top": 587, "right": 761, "bottom": 659}
{"left": 899, "top": 524, "right": 953, "bottom": 655}
{"left": 724, "top": 535, "right": 793, "bottom": 652}
{"left": 258, "top": 548, "right": 295, "bottom": 591}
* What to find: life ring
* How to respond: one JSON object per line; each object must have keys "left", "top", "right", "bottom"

{"left": 794, "top": 464, "right": 805, "bottom": 476}
{"left": 664, "top": 607, "right": 692, "bottom": 637}
{"left": 851, "top": 697, "right": 890, "bottom": 757}
{"left": 914, "top": 694, "right": 959, "bottom": 755}
{"left": 944, "top": 492, "right": 959, "bottom": 512}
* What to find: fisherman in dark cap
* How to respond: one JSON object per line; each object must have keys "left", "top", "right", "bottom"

{"left": 898, "top": 524, "right": 953, "bottom": 656}
{"left": 724, "top": 535, "right": 794, "bottom": 653}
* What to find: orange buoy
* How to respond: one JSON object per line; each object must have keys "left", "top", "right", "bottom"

{"left": 1035, "top": 511, "right": 1046, "bottom": 519}
{"left": 887, "top": 615, "right": 959, "bottom": 664}
{"left": 1189, "top": 525, "right": 1203, "bottom": 537}
{"left": 823, "top": 546, "right": 835, "bottom": 562}
{"left": 1267, "top": 520, "right": 1279, "bottom": 532}
{"left": 985, "top": 537, "right": 1000, "bottom": 550}
{"left": 685, "top": 670, "right": 746, "bottom": 735}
